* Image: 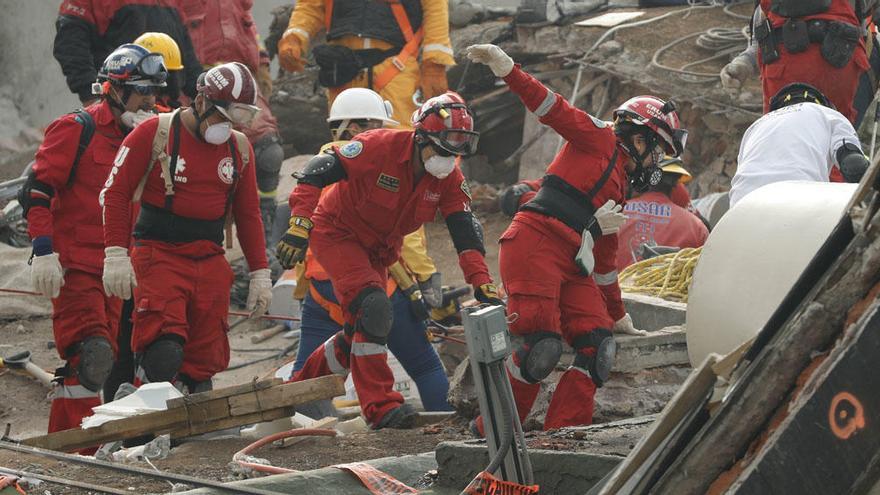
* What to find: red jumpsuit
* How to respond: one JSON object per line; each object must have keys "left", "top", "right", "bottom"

{"left": 289, "top": 129, "right": 492, "bottom": 426}
{"left": 496, "top": 66, "right": 628, "bottom": 430}
{"left": 758, "top": 0, "right": 869, "bottom": 122}
{"left": 615, "top": 191, "right": 709, "bottom": 270}
{"left": 102, "top": 116, "right": 267, "bottom": 384}
{"left": 26, "top": 101, "right": 123, "bottom": 433}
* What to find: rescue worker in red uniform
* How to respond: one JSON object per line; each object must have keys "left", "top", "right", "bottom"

{"left": 276, "top": 92, "right": 502, "bottom": 429}
{"left": 615, "top": 158, "right": 709, "bottom": 270}
{"left": 722, "top": 0, "right": 875, "bottom": 123}
{"left": 101, "top": 63, "right": 272, "bottom": 392}
{"left": 180, "top": 0, "right": 284, "bottom": 240}
{"left": 53, "top": 0, "right": 202, "bottom": 104}
{"left": 21, "top": 44, "right": 166, "bottom": 433}
{"left": 466, "top": 44, "right": 688, "bottom": 431}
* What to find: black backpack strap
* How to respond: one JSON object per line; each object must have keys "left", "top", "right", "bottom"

{"left": 224, "top": 136, "right": 242, "bottom": 216}
{"left": 164, "top": 111, "right": 183, "bottom": 210}
{"left": 65, "top": 109, "right": 96, "bottom": 188}
{"left": 584, "top": 149, "right": 620, "bottom": 202}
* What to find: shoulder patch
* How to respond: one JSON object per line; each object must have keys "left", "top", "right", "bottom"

{"left": 339, "top": 141, "right": 363, "bottom": 159}
{"left": 377, "top": 173, "right": 400, "bottom": 193}
{"left": 460, "top": 179, "right": 472, "bottom": 199}
{"left": 590, "top": 115, "right": 609, "bottom": 128}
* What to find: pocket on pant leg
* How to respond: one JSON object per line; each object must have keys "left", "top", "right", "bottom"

{"left": 504, "top": 279, "right": 561, "bottom": 334}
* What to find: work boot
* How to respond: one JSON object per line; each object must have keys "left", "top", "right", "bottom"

{"left": 375, "top": 403, "right": 418, "bottom": 430}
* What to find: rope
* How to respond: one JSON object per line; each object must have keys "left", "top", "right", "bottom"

{"left": 618, "top": 247, "right": 703, "bottom": 302}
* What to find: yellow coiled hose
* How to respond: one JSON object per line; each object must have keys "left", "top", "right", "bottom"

{"left": 618, "top": 247, "right": 702, "bottom": 302}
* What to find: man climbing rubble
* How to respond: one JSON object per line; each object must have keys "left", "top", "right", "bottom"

{"left": 276, "top": 91, "right": 502, "bottom": 429}
{"left": 100, "top": 62, "right": 272, "bottom": 393}
{"left": 615, "top": 157, "right": 709, "bottom": 270}
{"left": 276, "top": 0, "right": 454, "bottom": 127}
{"left": 20, "top": 44, "right": 166, "bottom": 433}
{"left": 730, "top": 82, "right": 868, "bottom": 207}
{"left": 466, "top": 43, "right": 688, "bottom": 431}
{"left": 289, "top": 87, "right": 453, "bottom": 414}
{"left": 180, "top": 0, "right": 284, "bottom": 241}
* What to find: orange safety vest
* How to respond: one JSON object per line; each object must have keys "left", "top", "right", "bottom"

{"left": 308, "top": 279, "right": 397, "bottom": 326}
{"left": 324, "top": 0, "right": 424, "bottom": 91}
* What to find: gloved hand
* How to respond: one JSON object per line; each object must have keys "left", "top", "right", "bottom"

{"left": 720, "top": 55, "right": 756, "bottom": 91}
{"left": 474, "top": 282, "right": 504, "bottom": 306}
{"left": 278, "top": 30, "right": 306, "bottom": 73}
{"left": 31, "top": 253, "right": 64, "bottom": 299}
{"left": 418, "top": 272, "right": 444, "bottom": 308}
{"left": 102, "top": 246, "right": 137, "bottom": 300}
{"left": 595, "top": 200, "right": 627, "bottom": 235}
{"left": 403, "top": 286, "right": 430, "bottom": 321}
{"left": 575, "top": 229, "right": 595, "bottom": 276}
{"left": 612, "top": 313, "right": 648, "bottom": 336}
{"left": 465, "top": 44, "right": 514, "bottom": 78}
{"left": 257, "top": 64, "right": 273, "bottom": 97}
{"left": 499, "top": 183, "right": 533, "bottom": 217}
{"left": 276, "top": 216, "right": 312, "bottom": 269}
{"left": 420, "top": 61, "right": 448, "bottom": 99}
{"left": 247, "top": 268, "right": 273, "bottom": 319}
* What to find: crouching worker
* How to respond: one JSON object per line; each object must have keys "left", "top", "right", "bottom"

{"left": 22, "top": 44, "right": 165, "bottom": 433}
{"left": 277, "top": 92, "right": 502, "bottom": 429}
{"left": 466, "top": 43, "right": 688, "bottom": 431}
{"left": 100, "top": 62, "right": 272, "bottom": 393}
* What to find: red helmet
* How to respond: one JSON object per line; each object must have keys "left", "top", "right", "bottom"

{"left": 613, "top": 96, "right": 687, "bottom": 157}
{"left": 196, "top": 62, "right": 260, "bottom": 125}
{"left": 412, "top": 91, "right": 479, "bottom": 156}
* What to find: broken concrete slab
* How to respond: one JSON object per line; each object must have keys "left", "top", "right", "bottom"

{"left": 435, "top": 441, "right": 622, "bottom": 493}
{"left": 610, "top": 326, "right": 689, "bottom": 373}
{"left": 622, "top": 292, "right": 687, "bottom": 332}
{"left": 179, "top": 453, "right": 443, "bottom": 495}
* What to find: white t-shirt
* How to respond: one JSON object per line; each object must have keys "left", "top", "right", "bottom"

{"left": 730, "top": 102, "right": 861, "bottom": 207}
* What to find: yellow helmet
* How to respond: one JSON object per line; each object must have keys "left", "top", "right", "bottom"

{"left": 134, "top": 32, "right": 183, "bottom": 71}
{"left": 659, "top": 156, "right": 692, "bottom": 184}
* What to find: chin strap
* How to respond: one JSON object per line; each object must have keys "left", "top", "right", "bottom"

{"left": 192, "top": 104, "right": 218, "bottom": 142}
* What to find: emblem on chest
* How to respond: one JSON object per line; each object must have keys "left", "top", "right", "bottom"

{"left": 377, "top": 173, "right": 400, "bottom": 192}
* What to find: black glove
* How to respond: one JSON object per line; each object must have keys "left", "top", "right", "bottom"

{"left": 498, "top": 183, "right": 533, "bottom": 217}
{"left": 402, "top": 286, "right": 430, "bottom": 321}
{"left": 474, "top": 283, "right": 504, "bottom": 306}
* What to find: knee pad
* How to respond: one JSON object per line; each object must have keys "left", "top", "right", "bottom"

{"left": 350, "top": 286, "right": 393, "bottom": 344}
{"left": 515, "top": 332, "right": 563, "bottom": 384}
{"left": 573, "top": 328, "right": 616, "bottom": 387}
{"left": 141, "top": 334, "right": 185, "bottom": 383}
{"left": 76, "top": 336, "right": 114, "bottom": 392}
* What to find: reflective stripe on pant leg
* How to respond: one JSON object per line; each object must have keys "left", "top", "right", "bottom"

{"left": 325, "top": 334, "right": 350, "bottom": 376}
{"left": 543, "top": 365, "right": 597, "bottom": 430}
{"left": 351, "top": 341, "right": 387, "bottom": 357}
{"left": 48, "top": 377, "right": 101, "bottom": 435}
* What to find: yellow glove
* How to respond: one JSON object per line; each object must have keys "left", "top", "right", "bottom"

{"left": 278, "top": 31, "right": 305, "bottom": 73}
{"left": 257, "top": 64, "right": 273, "bottom": 97}
{"left": 474, "top": 283, "right": 503, "bottom": 306}
{"left": 276, "top": 216, "right": 312, "bottom": 269}
{"left": 420, "top": 61, "right": 449, "bottom": 99}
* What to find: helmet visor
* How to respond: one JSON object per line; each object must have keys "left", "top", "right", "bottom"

{"left": 214, "top": 102, "right": 261, "bottom": 125}
{"left": 427, "top": 129, "right": 480, "bottom": 157}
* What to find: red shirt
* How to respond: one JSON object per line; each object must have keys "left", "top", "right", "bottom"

{"left": 503, "top": 65, "right": 628, "bottom": 320}
{"left": 28, "top": 100, "right": 125, "bottom": 274}
{"left": 615, "top": 191, "right": 709, "bottom": 271}
{"left": 101, "top": 115, "right": 268, "bottom": 270}
{"left": 290, "top": 129, "right": 490, "bottom": 285}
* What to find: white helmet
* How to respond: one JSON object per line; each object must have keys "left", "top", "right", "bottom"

{"left": 327, "top": 88, "right": 398, "bottom": 126}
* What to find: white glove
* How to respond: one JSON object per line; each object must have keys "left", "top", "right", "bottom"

{"left": 102, "top": 246, "right": 137, "bottom": 300}
{"left": 575, "top": 229, "right": 595, "bottom": 276}
{"left": 595, "top": 200, "right": 628, "bottom": 235}
{"left": 247, "top": 268, "right": 273, "bottom": 319}
{"left": 31, "top": 253, "right": 64, "bottom": 299}
{"left": 720, "top": 56, "right": 756, "bottom": 91}
{"left": 464, "top": 44, "right": 514, "bottom": 78}
{"left": 613, "top": 313, "right": 648, "bottom": 336}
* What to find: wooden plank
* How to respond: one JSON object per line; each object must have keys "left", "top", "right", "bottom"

{"left": 228, "top": 375, "right": 345, "bottom": 416}
{"left": 599, "top": 353, "right": 719, "bottom": 495}
{"left": 171, "top": 407, "right": 297, "bottom": 439}
{"left": 23, "top": 376, "right": 343, "bottom": 452}
{"left": 166, "top": 378, "right": 282, "bottom": 409}
{"left": 711, "top": 337, "right": 754, "bottom": 381}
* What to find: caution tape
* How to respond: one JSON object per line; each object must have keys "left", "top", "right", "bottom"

{"left": 334, "top": 462, "right": 418, "bottom": 494}
{"left": 618, "top": 247, "right": 702, "bottom": 302}
{"left": 462, "top": 471, "right": 540, "bottom": 495}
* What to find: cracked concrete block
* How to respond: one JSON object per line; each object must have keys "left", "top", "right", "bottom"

{"left": 622, "top": 293, "right": 687, "bottom": 332}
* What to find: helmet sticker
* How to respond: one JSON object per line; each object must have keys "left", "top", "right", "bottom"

{"left": 339, "top": 141, "right": 364, "bottom": 159}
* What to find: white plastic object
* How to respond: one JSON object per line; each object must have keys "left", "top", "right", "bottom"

{"left": 686, "top": 181, "right": 856, "bottom": 366}
{"left": 327, "top": 87, "right": 398, "bottom": 126}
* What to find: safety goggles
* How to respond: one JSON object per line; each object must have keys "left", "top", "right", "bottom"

{"left": 136, "top": 53, "right": 168, "bottom": 83}
{"left": 213, "top": 101, "right": 261, "bottom": 125}
{"left": 425, "top": 129, "right": 480, "bottom": 157}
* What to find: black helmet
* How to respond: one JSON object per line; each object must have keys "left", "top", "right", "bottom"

{"left": 768, "top": 83, "right": 831, "bottom": 112}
